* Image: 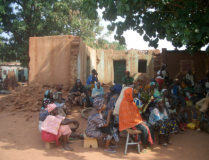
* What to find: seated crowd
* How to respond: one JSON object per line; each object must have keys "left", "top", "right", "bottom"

{"left": 38, "top": 67, "right": 209, "bottom": 153}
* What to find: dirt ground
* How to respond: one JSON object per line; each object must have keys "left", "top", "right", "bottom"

{"left": 0, "top": 97, "right": 209, "bottom": 160}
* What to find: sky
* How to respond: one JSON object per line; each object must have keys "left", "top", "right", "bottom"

{"left": 97, "top": 9, "right": 207, "bottom": 52}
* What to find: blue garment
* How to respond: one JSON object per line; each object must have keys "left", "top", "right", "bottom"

{"left": 149, "top": 108, "right": 169, "bottom": 125}
{"left": 39, "top": 110, "right": 49, "bottom": 121}
{"left": 104, "top": 94, "right": 119, "bottom": 123}
{"left": 91, "top": 82, "right": 104, "bottom": 97}
{"left": 172, "top": 84, "right": 178, "bottom": 96}
{"left": 86, "top": 75, "right": 98, "bottom": 85}
{"left": 113, "top": 84, "right": 122, "bottom": 93}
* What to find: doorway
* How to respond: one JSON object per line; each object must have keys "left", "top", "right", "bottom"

{"left": 86, "top": 57, "right": 90, "bottom": 80}
{"left": 114, "top": 60, "right": 126, "bottom": 84}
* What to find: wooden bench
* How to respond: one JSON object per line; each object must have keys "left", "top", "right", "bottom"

{"left": 125, "top": 129, "right": 142, "bottom": 155}
{"left": 83, "top": 133, "right": 98, "bottom": 148}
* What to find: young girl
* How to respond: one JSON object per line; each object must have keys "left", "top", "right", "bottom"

{"left": 177, "top": 107, "right": 188, "bottom": 131}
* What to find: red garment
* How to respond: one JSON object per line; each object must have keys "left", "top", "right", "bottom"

{"left": 156, "top": 78, "right": 164, "bottom": 88}
{"left": 41, "top": 130, "right": 59, "bottom": 146}
{"left": 180, "top": 123, "right": 187, "bottom": 130}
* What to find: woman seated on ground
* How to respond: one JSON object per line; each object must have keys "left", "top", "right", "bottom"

{"left": 85, "top": 97, "right": 119, "bottom": 153}
{"left": 91, "top": 82, "right": 104, "bottom": 98}
{"left": 119, "top": 88, "right": 154, "bottom": 152}
{"left": 41, "top": 104, "right": 83, "bottom": 151}
{"left": 69, "top": 79, "right": 91, "bottom": 108}
{"left": 149, "top": 97, "right": 178, "bottom": 146}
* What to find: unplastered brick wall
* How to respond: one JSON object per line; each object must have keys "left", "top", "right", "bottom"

{"left": 161, "top": 49, "right": 209, "bottom": 82}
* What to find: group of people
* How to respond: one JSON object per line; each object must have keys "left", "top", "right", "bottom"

{"left": 38, "top": 66, "right": 209, "bottom": 153}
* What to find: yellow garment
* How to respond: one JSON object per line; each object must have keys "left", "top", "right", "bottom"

{"left": 187, "top": 123, "right": 196, "bottom": 130}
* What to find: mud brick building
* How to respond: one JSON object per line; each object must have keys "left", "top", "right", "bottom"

{"left": 29, "top": 35, "right": 208, "bottom": 86}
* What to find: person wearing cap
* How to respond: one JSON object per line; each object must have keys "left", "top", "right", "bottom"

{"left": 85, "top": 69, "right": 98, "bottom": 90}
{"left": 69, "top": 79, "right": 91, "bottom": 108}
{"left": 122, "top": 71, "right": 134, "bottom": 88}
{"left": 85, "top": 97, "right": 119, "bottom": 153}
{"left": 41, "top": 104, "right": 83, "bottom": 151}
{"left": 168, "top": 78, "right": 186, "bottom": 109}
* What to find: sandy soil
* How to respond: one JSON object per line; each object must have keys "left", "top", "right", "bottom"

{"left": 0, "top": 95, "right": 209, "bottom": 160}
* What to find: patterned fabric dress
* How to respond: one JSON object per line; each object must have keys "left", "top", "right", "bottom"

{"left": 149, "top": 108, "right": 178, "bottom": 134}
{"left": 85, "top": 113, "right": 119, "bottom": 141}
{"left": 104, "top": 94, "right": 119, "bottom": 123}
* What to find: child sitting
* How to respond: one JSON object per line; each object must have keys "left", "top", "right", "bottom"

{"left": 177, "top": 107, "right": 188, "bottom": 131}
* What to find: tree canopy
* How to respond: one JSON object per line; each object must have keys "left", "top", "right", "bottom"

{"left": 0, "top": 0, "right": 103, "bottom": 67}
{"left": 84, "top": 0, "right": 209, "bottom": 54}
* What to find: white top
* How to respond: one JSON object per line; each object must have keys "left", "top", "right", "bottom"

{"left": 186, "top": 74, "right": 194, "bottom": 86}
{"left": 156, "top": 70, "right": 166, "bottom": 79}
{"left": 205, "top": 82, "right": 209, "bottom": 88}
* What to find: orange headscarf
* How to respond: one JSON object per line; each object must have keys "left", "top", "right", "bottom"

{"left": 119, "top": 88, "right": 143, "bottom": 131}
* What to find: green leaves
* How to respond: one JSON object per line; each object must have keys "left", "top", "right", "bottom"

{"left": 83, "top": 0, "right": 209, "bottom": 53}
{"left": 0, "top": 0, "right": 104, "bottom": 66}
{"left": 181, "top": 36, "right": 189, "bottom": 45}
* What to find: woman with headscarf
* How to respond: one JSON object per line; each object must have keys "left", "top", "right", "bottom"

{"left": 39, "top": 90, "right": 54, "bottom": 132}
{"left": 119, "top": 88, "right": 154, "bottom": 151}
{"left": 149, "top": 97, "right": 178, "bottom": 146}
{"left": 68, "top": 79, "right": 91, "bottom": 108}
{"left": 104, "top": 85, "right": 122, "bottom": 123}
{"left": 85, "top": 97, "right": 119, "bottom": 153}
{"left": 91, "top": 82, "right": 104, "bottom": 98}
{"left": 41, "top": 104, "right": 83, "bottom": 151}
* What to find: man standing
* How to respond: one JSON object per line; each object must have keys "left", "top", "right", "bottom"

{"left": 156, "top": 65, "right": 168, "bottom": 90}
{"left": 186, "top": 70, "right": 195, "bottom": 87}
{"left": 122, "top": 71, "right": 134, "bottom": 88}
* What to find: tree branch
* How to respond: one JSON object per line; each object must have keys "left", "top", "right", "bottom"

{"left": 166, "top": 2, "right": 185, "bottom": 9}
{"left": 16, "top": 0, "right": 23, "bottom": 8}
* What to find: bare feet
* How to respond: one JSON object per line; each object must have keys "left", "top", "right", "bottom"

{"left": 63, "top": 144, "right": 74, "bottom": 151}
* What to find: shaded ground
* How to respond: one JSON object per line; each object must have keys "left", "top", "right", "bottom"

{"left": 0, "top": 94, "right": 209, "bottom": 160}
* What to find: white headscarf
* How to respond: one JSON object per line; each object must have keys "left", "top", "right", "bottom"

{"left": 113, "top": 87, "right": 131, "bottom": 115}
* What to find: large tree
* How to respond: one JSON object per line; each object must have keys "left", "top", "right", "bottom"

{"left": 84, "top": 0, "right": 209, "bottom": 54}
{"left": 0, "top": 0, "right": 103, "bottom": 66}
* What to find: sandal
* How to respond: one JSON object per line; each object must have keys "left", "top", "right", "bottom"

{"left": 158, "top": 142, "right": 168, "bottom": 147}
{"left": 140, "top": 149, "right": 147, "bottom": 153}
{"left": 110, "top": 144, "right": 118, "bottom": 148}
{"left": 104, "top": 148, "right": 116, "bottom": 153}
{"left": 166, "top": 140, "right": 172, "bottom": 145}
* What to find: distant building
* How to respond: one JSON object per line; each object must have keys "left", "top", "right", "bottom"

{"left": 0, "top": 62, "right": 28, "bottom": 81}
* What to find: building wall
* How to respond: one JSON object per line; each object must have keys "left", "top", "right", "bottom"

{"left": 29, "top": 35, "right": 79, "bottom": 85}
{"left": 77, "top": 39, "right": 97, "bottom": 84}
{"left": 96, "top": 49, "right": 156, "bottom": 84}
{"left": 0, "top": 66, "right": 28, "bottom": 81}
{"left": 161, "top": 49, "right": 209, "bottom": 82}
